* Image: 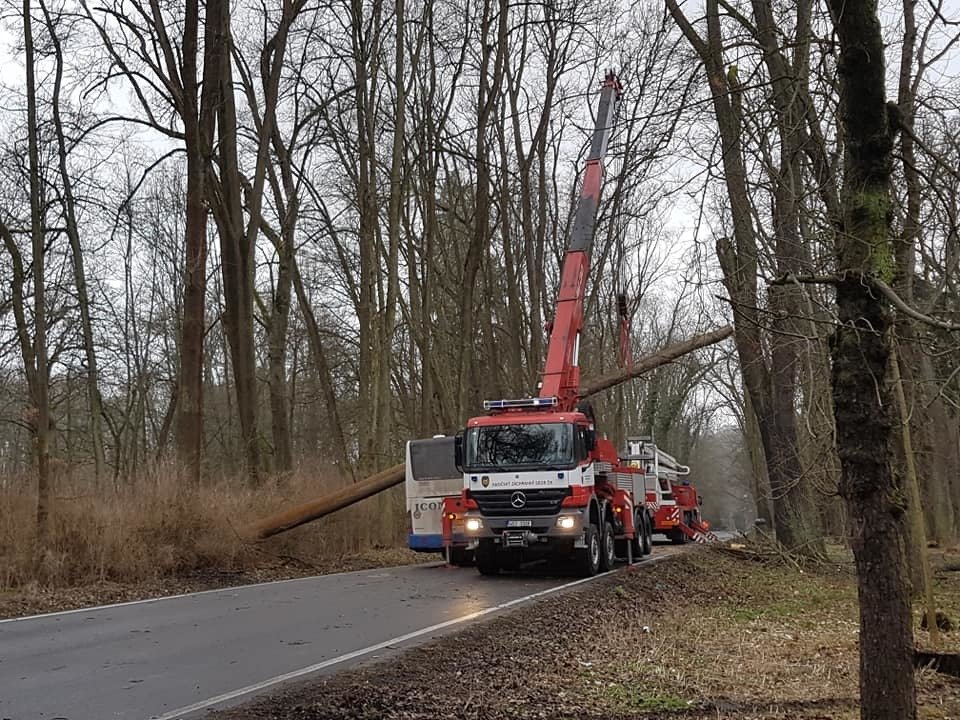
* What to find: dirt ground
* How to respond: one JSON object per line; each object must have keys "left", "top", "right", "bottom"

{"left": 211, "top": 543, "right": 960, "bottom": 720}
{"left": 0, "top": 547, "right": 425, "bottom": 619}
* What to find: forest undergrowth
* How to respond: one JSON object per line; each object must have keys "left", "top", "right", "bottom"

{"left": 0, "top": 465, "right": 415, "bottom": 618}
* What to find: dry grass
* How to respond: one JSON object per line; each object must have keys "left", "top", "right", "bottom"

{"left": 576, "top": 546, "right": 960, "bottom": 719}
{"left": 0, "top": 461, "right": 415, "bottom": 600}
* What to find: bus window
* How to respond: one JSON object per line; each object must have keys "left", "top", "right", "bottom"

{"left": 409, "top": 437, "right": 459, "bottom": 481}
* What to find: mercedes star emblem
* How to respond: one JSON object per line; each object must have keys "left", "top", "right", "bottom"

{"left": 510, "top": 491, "right": 526, "bottom": 509}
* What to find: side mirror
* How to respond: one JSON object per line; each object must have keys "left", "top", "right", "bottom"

{"left": 454, "top": 433, "right": 464, "bottom": 471}
{"left": 584, "top": 429, "right": 596, "bottom": 452}
{"left": 698, "top": 495, "right": 703, "bottom": 506}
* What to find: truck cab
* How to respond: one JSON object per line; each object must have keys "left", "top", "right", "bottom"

{"left": 456, "top": 398, "right": 617, "bottom": 575}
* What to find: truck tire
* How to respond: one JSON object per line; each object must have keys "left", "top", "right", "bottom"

{"left": 641, "top": 514, "right": 653, "bottom": 555}
{"left": 475, "top": 542, "right": 500, "bottom": 576}
{"left": 450, "top": 547, "right": 474, "bottom": 567}
{"left": 599, "top": 520, "right": 616, "bottom": 572}
{"left": 573, "top": 524, "right": 601, "bottom": 577}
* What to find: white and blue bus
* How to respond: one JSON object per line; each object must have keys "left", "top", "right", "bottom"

{"left": 405, "top": 435, "right": 473, "bottom": 565}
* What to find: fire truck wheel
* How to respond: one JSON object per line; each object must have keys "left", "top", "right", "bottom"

{"left": 574, "top": 524, "right": 601, "bottom": 577}
{"left": 475, "top": 542, "right": 501, "bottom": 575}
{"left": 450, "top": 548, "right": 474, "bottom": 567}
{"left": 599, "top": 520, "right": 616, "bottom": 572}
{"left": 640, "top": 514, "right": 653, "bottom": 555}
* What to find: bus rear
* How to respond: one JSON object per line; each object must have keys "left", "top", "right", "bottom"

{"left": 405, "top": 436, "right": 473, "bottom": 564}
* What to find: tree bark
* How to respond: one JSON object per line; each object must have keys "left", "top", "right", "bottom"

{"left": 827, "top": 0, "right": 915, "bottom": 716}
{"left": 23, "top": 0, "right": 52, "bottom": 539}
{"left": 266, "top": 240, "right": 294, "bottom": 474}
{"left": 174, "top": 0, "right": 218, "bottom": 487}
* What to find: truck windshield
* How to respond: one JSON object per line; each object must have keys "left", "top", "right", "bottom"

{"left": 465, "top": 423, "right": 575, "bottom": 471}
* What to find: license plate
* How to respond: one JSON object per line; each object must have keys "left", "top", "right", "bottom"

{"left": 507, "top": 520, "right": 532, "bottom": 528}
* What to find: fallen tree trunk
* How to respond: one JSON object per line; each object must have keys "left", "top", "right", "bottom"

{"left": 579, "top": 325, "right": 733, "bottom": 398}
{"left": 248, "top": 462, "right": 406, "bottom": 540}
{"left": 247, "top": 325, "right": 733, "bottom": 540}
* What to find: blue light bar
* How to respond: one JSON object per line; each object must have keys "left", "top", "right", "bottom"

{"left": 482, "top": 397, "right": 559, "bottom": 410}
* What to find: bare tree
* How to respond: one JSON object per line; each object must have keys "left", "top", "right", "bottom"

{"left": 827, "top": 0, "right": 914, "bottom": 716}
{"left": 666, "top": 0, "right": 824, "bottom": 555}
{"left": 38, "top": 0, "right": 106, "bottom": 483}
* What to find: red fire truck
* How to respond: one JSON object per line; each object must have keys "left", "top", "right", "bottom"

{"left": 442, "top": 73, "right": 715, "bottom": 576}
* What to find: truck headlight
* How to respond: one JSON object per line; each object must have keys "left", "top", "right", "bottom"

{"left": 557, "top": 516, "right": 576, "bottom": 530}
{"left": 466, "top": 518, "right": 482, "bottom": 532}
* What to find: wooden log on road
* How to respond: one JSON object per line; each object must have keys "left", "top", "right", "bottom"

{"left": 247, "top": 325, "right": 733, "bottom": 540}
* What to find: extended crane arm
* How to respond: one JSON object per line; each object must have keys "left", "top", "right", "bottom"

{"left": 539, "top": 71, "right": 622, "bottom": 409}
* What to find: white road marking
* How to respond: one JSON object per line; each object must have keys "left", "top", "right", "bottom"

{"left": 0, "top": 562, "right": 445, "bottom": 625}
{"left": 150, "top": 562, "right": 671, "bottom": 720}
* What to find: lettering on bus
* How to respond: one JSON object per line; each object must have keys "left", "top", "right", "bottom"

{"left": 413, "top": 500, "right": 445, "bottom": 512}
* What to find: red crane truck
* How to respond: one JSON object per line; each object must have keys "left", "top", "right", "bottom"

{"left": 447, "top": 72, "right": 713, "bottom": 576}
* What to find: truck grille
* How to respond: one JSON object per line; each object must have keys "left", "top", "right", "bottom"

{"left": 471, "top": 488, "right": 571, "bottom": 517}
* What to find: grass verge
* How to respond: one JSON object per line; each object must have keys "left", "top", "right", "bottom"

{"left": 1, "top": 468, "right": 420, "bottom": 618}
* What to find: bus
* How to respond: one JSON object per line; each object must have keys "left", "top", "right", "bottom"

{"left": 405, "top": 435, "right": 474, "bottom": 565}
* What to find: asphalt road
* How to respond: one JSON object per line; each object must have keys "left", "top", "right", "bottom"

{"left": 0, "top": 560, "right": 632, "bottom": 720}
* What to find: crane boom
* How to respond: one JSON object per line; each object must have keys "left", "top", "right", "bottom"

{"left": 539, "top": 71, "right": 622, "bottom": 409}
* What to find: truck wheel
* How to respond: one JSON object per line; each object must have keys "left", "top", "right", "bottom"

{"left": 640, "top": 514, "right": 653, "bottom": 555}
{"left": 475, "top": 542, "right": 500, "bottom": 576}
{"left": 574, "top": 524, "right": 601, "bottom": 577}
{"left": 670, "top": 528, "right": 687, "bottom": 545}
{"left": 450, "top": 548, "right": 474, "bottom": 567}
{"left": 599, "top": 520, "right": 616, "bottom": 572}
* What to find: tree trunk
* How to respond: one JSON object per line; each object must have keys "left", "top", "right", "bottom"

{"left": 209, "top": 0, "right": 262, "bottom": 484}
{"left": 744, "top": 391, "right": 774, "bottom": 529}
{"left": 894, "top": 0, "right": 957, "bottom": 544}
{"left": 668, "top": 0, "right": 824, "bottom": 555}
{"left": 827, "top": 0, "right": 915, "bottom": 716}
{"left": 23, "top": 0, "right": 52, "bottom": 539}
{"left": 377, "top": 0, "right": 406, "bottom": 468}
{"left": 267, "top": 240, "right": 294, "bottom": 474}
{"left": 41, "top": 0, "right": 106, "bottom": 483}
{"left": 456, "top": 0, "right": 507, "bottom": 421}
{"left": 175, "top": 0, "right": 217, "bottom": 487}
